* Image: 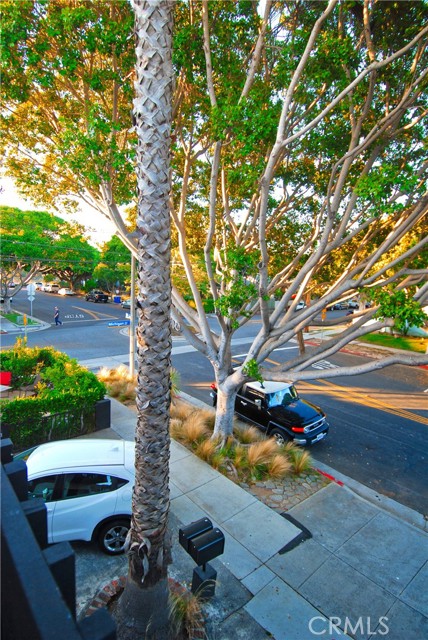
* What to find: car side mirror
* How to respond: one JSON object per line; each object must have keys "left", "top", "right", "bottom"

{"left": 255, "top": 399, "right": 262, "bottom": 410}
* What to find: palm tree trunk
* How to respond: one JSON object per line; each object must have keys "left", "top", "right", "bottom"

{"left": 116, "top": 2, "right": 174, "bottom": 638}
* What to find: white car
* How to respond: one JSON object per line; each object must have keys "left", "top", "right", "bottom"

{"left": 26, "top": 439, "right": 135, "bottom": 554}
{"left": 58, "top": 288, "right": 75, "bottom": 296}
{"left": 43, "top": 283, "right": 60, "bottom": 293}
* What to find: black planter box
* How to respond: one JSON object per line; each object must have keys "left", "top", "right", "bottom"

{"left": 95, "top": 398, "right": 111, "bottom": 431}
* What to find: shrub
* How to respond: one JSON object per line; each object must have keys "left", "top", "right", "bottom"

{"left": 169, "top": 585, "right": 204, "bottom": 639}
{"left": 37, "top": 359, "right": 106, "bottom": 409}
{"left": 0, "top": 341, "right": 107, "bottom": 451}
{"left": 98, "top": 364, "right": 134, "bottom": 384}
{"left": 247, "top": 439, "right": 278, "bottom": 467}
{"left": 267, "top": 454, "right": 292, "bottom": 478}
{"left": 98, "top": 365, "right": 180, "bottom": 402}
{"left": 234, "top": 424, "right": 263, "bottom": 444}
{"left": 172, "top": 411, "right": 209, "bottom": 444}
{"left": 170, "top": 400, "right": 193, "bottom": 422}
{"left": 288, "top": 449, "right": 313, "bottom": 475}
{"left": 194, "top": 438, "right": 217, "bottom": 462}
{"left": 0, "top": 338, "right": 48, "bottom": 388}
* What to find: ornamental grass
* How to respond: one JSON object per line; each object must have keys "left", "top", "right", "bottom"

{"left": 99, "top": 366, "right": 314, "bottom": 483}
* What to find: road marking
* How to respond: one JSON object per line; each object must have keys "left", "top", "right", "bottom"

{"left": 311, "top": 360, "right": 338, "bottom": 370}
{"left": 303, "top": 378, "right": 428, "bottom": 427}
{"left": 263, "top": 355, "right": 428, "bottom": 427}
{"left": 233, "top": 345, "right": 298, "bottom": 359}
{"left": 72, "top": 305, "right": 117, "bottom": 320}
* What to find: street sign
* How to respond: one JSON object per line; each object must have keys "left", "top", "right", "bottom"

{"left": 108, "top": 321, "right": 130, "bottom": 327}
{"left": 27, "top": 295, "right": 35, "bottom": 302}
{"left": 27, "top": 283, "right": 36, "bottom": 296}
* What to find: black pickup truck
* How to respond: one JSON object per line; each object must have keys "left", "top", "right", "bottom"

{"left": 210, "top": 380, "right": 329, "bottom": 446}
{"left": 85, "top": 290, "right": 109, "bottom": 303}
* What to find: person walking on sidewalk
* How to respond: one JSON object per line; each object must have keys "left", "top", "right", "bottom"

{"left": 54, "top": 306, "right": 62, "bottom": 326}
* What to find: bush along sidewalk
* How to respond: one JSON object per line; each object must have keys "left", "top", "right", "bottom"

{"left": 0, "top": 337, "right": 107, "bottom": 451}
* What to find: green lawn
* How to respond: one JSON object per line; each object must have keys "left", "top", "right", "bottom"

{"left": 358, "top": 332, "right": 427, "bottom": 353}
{"left": 1, "top": 312, "right": 39, "bottom": 327}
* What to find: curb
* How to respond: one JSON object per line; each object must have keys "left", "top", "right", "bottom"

{"left": 81, "top": 575, "right": 127, "bottom": 619}
{"left": 312, "top": 459, "right": 427, "bottom": 532}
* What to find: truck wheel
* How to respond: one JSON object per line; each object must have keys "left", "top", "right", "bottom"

{"left": 270, "top": 428, "right": 289, "bottom": 447}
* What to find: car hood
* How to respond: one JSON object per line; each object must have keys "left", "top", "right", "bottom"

{"left": 268, "top": 398, "right": 324, "bottom": 425}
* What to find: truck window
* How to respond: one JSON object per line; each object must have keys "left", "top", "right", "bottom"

{"left": 246, "top": 389, "right": 265, "bottom": 404}
{"left": 267, "top": 386, "right": 298, "bottom": 408}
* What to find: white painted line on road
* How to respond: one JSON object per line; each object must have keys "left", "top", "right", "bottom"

{"left": 233, "top": 346, "right": 299, "bottom": 359}
{"left": 311, "top": 360, "right": 338, "bottom": 370}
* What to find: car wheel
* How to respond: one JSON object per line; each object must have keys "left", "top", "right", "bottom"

{"left": 270, "top": 428, "right": 289, "bottom": 446}
{"left": 97, "top": 519, "right": 130, "bottom": 555}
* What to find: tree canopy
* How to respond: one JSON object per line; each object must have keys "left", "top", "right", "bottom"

{"left": 2, "top": 0, "right": 427, "bottom": 436}
{"left": 0, "top": 206, "right": 99, "bottom": 306}
{"left": 1, "top": 0, "right": 136, "bottom": 246}
{"left": 93, "top": 234, "right": 131, "bottom": 293}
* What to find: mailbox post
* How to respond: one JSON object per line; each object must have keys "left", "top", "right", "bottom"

{"left": 179, "top": 518, "right": 225, "bottom": 599}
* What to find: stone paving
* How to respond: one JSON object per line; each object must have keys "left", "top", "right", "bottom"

{"left": 240, "top": 470, "right": 331, "bottom": 513}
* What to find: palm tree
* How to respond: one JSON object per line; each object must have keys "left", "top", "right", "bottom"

{"left": 115, "top": 2, "right": 174, "bottom": 637}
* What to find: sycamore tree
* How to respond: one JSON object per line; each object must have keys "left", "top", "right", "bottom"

{"left": 168, "top": 0, "right": 428, "bottom": 437}
{"left": 2, "top": 0, "right": 428, "bottom": 442}
{"left": 0, "top": 206, "right": 98, "bottom": 310}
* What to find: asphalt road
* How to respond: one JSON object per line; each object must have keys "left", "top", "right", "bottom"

{"left": 172, "top": 344, "right": 428, "bottom": 515}
{"left": 3, "top": 289, "right": 428, "bottom": 515}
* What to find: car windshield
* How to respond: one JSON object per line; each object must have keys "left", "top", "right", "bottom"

{"left": 266, "top": 386, "right": 298, "bottom": 408}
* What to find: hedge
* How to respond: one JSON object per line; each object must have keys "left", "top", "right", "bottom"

{"left": 0, "top": 339, "right": 107, "bottom": 451}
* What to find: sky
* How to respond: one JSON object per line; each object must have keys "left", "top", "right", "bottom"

{"left": 0, "top": 175, "right": 116, "bottom": 247}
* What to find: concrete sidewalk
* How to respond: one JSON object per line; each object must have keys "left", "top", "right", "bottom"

{"left": 76, "top": 398, "right": 428, "bottom": 640}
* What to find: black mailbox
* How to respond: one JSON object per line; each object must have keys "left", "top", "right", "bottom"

{"left": 188, "top": 528, "right": 225, "bottom": 566}
{"left": 179, "top": 519, "right": 225, "bottom": 598}
{"left": 179, "top": 517, "right": 213, "bottom": 553}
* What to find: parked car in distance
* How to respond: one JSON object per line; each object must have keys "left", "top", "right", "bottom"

{"left": 26, "top": 439, "right": 135, "bottom": 554}
{"left": 329, "top": 301, "right": 348, "bottom": 310}
{"left": 347, "top": 299, "right": 359, "bottom": 309}
{"left": 210, "top": 380, "right": 329, "bottom": 446}
{"left": 58, "top": 288, "right": 75, "bottom": 296}
{"left": 44, "top": 283, "right": 60, "bottom": 293}
{"left": 121, "top": 298, "right": 132, "bottom": 309}
{"left": 34, "top": 282, "right": 44, "bottom": 290}
{"left": 8, "top": 282, "right": 16, "bottom": 288}
{"left": 85, "top": 290, "right": 109, "bottom": 303}
{"left": 295, "top": 301, "right": 306, "bottom": 311}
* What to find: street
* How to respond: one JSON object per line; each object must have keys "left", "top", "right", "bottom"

{"left": 2, "top": 289, "right": 428, "bottom": 515}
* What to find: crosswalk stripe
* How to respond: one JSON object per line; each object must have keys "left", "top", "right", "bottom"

{"left": 311, "top": 360, "right": 338, "bottom": 370}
